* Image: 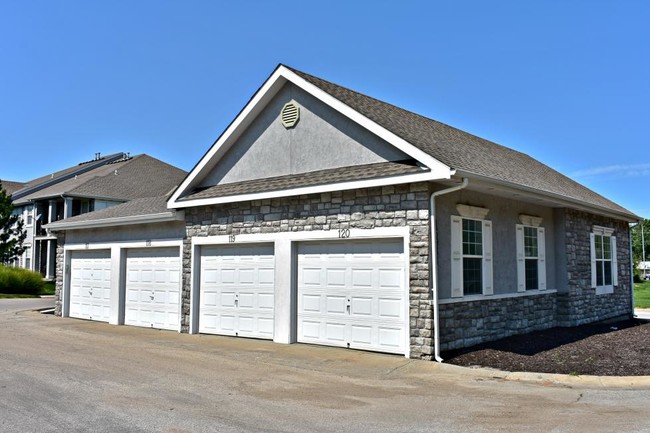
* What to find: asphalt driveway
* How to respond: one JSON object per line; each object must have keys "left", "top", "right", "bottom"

{"left": 1, "top": 298, "right": 649, "bottom": 433}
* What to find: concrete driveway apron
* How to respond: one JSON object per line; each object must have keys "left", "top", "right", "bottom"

{"left": 1, "top": 299, "right": 649, "bottom": 433}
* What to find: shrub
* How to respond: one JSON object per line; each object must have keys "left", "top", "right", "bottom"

{"left": 0, "top": 265, "right": 44, "bottom": 295}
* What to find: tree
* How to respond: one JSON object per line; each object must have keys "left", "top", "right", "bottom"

{"left": 631, "top": 218, "right": 650, "bottom": 279}
{"left": 0, "top": 181, "right": 26, "bottom": 264}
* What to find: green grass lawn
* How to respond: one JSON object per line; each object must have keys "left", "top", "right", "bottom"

{"left": 0, "top": 281, "right": 56, "bottom": 298}
{"left": 634, "top": 280, "right": 650, "bottom": 309}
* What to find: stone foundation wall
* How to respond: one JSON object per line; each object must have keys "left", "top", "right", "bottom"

{"left": 183, "top": 183, "right": 435, "bottom": 359}
{"left": 54, "top": 233, "right": 65, "bottom": 317}
{"left": 557, "top": 209, "right": 632, "bottom": 326}
{"left": 438, "top": 292, "right": 557, "bottom": 351}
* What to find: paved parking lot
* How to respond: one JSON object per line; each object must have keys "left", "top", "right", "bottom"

{"left": 1, "top": 298, "right": 649, "bottom": 433}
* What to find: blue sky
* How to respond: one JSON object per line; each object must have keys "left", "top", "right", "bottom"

{"left": 1, "top": 1, "right": 648, "bottom": 217}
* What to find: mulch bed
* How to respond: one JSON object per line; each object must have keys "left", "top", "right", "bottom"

{"left": 442, "top": 319, "right": 650, "bottom": 376}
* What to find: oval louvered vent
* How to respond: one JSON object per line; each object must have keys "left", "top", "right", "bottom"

{"left": 280, "top": 102, "right": 300, "bottom": 128}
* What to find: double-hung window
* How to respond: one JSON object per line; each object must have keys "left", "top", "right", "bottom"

{"left": 590, "top": 226, "right": 617, "bottom": 295}
{"left": 516, "top": 216, "right": 546, "bottom": 292}
{"left": 451, "top": 205, "right": 493, "bottom": 298}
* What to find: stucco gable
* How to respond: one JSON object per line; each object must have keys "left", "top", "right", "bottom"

{"left": 168, "top": 65, "right": 452, "bottom": 209}
{"left": 200, "top": 82, "right": 412, "bottom": 187}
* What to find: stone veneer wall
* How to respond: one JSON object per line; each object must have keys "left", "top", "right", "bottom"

{"left": 557, "top": 209, "right": 632, "bottom": 326}
{"left": 54, "top": 232, "right": 65, "bottom": 317}
{"left": 182, "top": 183, "right": 435, "bottom": 359}
{"left": 438, "top": 292, "right": 557, "bottom": 351}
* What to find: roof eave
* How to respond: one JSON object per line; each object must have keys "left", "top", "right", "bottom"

{"left": 455, "top": 170, "right": 640, "bottom": 222}
{"left": 46, "top": 211, "right": 185, "bottom": 232}
{"left": 170, "top": 170, "right": 448, "bottom": 209}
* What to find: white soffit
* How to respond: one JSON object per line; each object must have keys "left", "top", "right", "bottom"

{"left": 168, "top": 65, "right": 452, "bottom": 209}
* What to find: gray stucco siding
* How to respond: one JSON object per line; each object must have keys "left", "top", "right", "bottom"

{"left": 202, "top": 83, "right": 409, "bottom": 187}
{"left": 435, "top": 189, "right": 556, "bottom": 299}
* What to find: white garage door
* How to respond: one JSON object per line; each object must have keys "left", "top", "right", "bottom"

{"left": 199, "top": 244, "right": 275, "bottom": 339}
{"left": 69, "top": 250, "right": 112, "bottom": 322}
{"left": 124, "top": 248, "right": 181, "bottom": 331}
{"left": 297, "top": 239, "right": 407, "bottom": 354}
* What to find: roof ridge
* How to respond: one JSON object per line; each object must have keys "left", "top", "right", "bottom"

{"left": 281, "top": 65, "right": 634, "bottom": 219}
{"left": 285, "top": 65, "right": 536, "bottom": 161}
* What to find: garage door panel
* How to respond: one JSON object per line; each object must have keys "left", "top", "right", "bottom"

{"left": 350, "top": 324, "right": 372, "bottom": 345}
{"left": 378, "top": 298, "right": 402, "bottom": 318}
{"left": 199, "top": 244, "right": 275, "bottom": 339}
{"left": 325, "top": 322, "right": 346, "bottom": 342}
{"left": 69, "top": 250, "right": 112, "bottom": 322}
{"left": 350, "top": 296, "right": 372, "bottom": 316}
{"left": 379, "top": 268, "right": 402, "bottom": 287}
{"left": 326, "top": 296, "right": 347, "bottom": 314}
{"left": 297, "top": 239, "right": 407, "bottom": 355}
{"left": 124, "top": 247, "right": 180, "bottom": 331}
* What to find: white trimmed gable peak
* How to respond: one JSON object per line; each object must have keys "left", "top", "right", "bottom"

{"left": 168, "top": 64, "right": 453, "bottom": 208}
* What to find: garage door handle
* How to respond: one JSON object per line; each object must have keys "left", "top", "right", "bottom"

{"left": 346, "top": 304, "right": 350, "bottom": 314}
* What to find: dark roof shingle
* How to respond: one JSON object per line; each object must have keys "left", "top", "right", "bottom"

{"left": 286, "top": 66, "right": 633, "bottom": 217}
{"left": 182, "top": 161, "right": 425, "bottom": 201}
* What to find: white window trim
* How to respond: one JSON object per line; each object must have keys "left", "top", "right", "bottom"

{"left": 590, "top": 225, "right": 617, "bottom": 295}
{"left": 516, "top": 224, "right": 546, "bottom": 292}
{"left": 451, "top": 215, "right": 493, "bottom": 298}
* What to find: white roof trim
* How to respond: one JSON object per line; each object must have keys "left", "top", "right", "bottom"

{"left": 170, "top": 171, "right": 440, "bottom": 209}
{"left": 168, "top": 65, "right": 452, "bottom": 209}
{"left": 45, "top": 211, "right": 184, "bottom": 231}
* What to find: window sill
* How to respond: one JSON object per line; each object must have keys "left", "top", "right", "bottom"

{"left": 595, "top": 285, "right": 614, "bottom": 295}
{"left": 440, "top": 289, "right": 557, "bottom": 304}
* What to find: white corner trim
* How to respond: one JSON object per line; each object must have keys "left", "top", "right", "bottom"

{"left": 170, "top": 170, "right": 440, "bottom": 209}
{"left": 593, "top": 225, "right": 615, "bottom": 236}
{"left": 519, "top": 214, "right": 543, "bottom": 227}
{"left": 456, "top": 203, "right": 489, "bottom": 219}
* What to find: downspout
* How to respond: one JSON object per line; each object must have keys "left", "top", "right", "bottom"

{"left": 430, "top": 177, "right": 468, "bottom": 362}
{"left": 630, "top": 223, "right": 636, "bottom": 317}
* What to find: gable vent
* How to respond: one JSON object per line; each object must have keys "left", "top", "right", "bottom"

{"left": 280, "top": 102, "right": 300, "bottom": 128}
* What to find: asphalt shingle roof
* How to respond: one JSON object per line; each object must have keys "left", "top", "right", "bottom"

{"left": 1, "top": 180, "right": 26, "bottom": 195}
{"left": 47, "top": 195, "right": 172, "bottom": 227}
{"left": 16, "top": 155, "right": 187, "bottom": 203}
{"left": 181, "top": 161, "right": 425, "bottom": 201}
{"left": 284, "top": 65, "right": 634, "bottom": 217}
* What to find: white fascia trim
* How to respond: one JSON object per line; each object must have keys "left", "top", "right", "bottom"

{"left": 456, "top": 170, "right": 638, "bottom": 222}
{"left": 168, "top": 65, "right": 452, "bottom": 209}
{"left": 439, "top": 289, "right": 557, "bottom": 304}
{"left": 64, "top": 238, "right": 183, "bottom": 251}
{"left": 170, "top": 170, "right": 440, "bottom": 209}
{"left": 168, "top": 69, "right": 290, "bottom": 207}
{"left": 46, "top": 211, "right": 184, "bottom": 231}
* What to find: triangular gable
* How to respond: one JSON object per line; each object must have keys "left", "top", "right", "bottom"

{"left": 168, "top": 64, "right": 453, "bottom": 209}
